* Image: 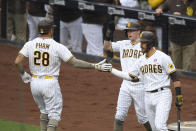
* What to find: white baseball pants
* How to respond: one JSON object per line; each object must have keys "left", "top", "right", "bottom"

{"left": 145, "top": 88, "right": 172, "bottom": 131}
{"left": 115, "top": 81, "right": 148, "bottom": 124}
{"left": 30, "top": 76, "right": 62, "bottom": 121}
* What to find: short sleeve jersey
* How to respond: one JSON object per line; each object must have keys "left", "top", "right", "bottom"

{"left": 112, "top": 40, "right": 143, "bottom": 72}
{"left": 112, "top": 40, "right": 143, "bottom": 85}
{"left": 19, "top": 37, "right": 73, "bottom": 76}
{"left": 129, "top": 50, "right": 176, "bottom": 91}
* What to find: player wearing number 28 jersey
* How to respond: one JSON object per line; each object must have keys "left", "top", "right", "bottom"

{"left": 15, "top": 18, "right": 112, "bottom": 131}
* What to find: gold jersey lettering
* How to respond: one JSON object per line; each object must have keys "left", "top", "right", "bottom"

{"left": 140, "top": 66, "right": 145, "bottom": 75}
{"left": 122, "top": 49, "right": 142, "bottom": 58}
{"left": 122, "top": 49, "right": 129, "bottom": 58}
{"left": 149, "top": 64, "right": 153, "bottom": 73}
{"left": 36, "top": 43, "right": 50, "bottom": 50}
{"left": 133, "top": 50, "right": 138, "bottom": 58}
{"left": 153, "top": 64, "right": 158, "bottom": 73}
{"left": 158, "top": 65, "right": 162, "bottom": 73}
{"left": 140, "top": 64, "right": 163, "bottom": 75}
{"left": 128, "top": 49, "right": 133, "bottom": 57}
{"left": 138, "top": 51, "right": 143, "bottom": 58}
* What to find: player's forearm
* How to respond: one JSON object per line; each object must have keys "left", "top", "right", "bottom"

{"left": 173, "top": 81, "right": 181, "bottom": 87}
{"left": 111, "top": 68, "right": 132, "bottom": 81}
{"left": 15, "top": 54, "right": 25, "bottom": 74}
{"left": 170, "top": 71, "right": 181, "bottom": 87}
{"left": 15, "top": 62, "right": 25, "bottom": 75}
{"left": 69, "top": 57, "right": 94, "bottom": 69}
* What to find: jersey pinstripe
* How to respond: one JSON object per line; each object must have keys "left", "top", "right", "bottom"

{"left": 19, "top": 37, "right": 74, "bottom": 121}
{"left": 127, "top": 49, "right": 176, "bottom": 130}
{"left": 19, "top": 37, "right": 73, "bottom": 76}
{"left": 129, "top": 49, "right": 176, "bottom": 91}
{"left": 111, "top": 40, "right": 148, "bottom": 124}
{"left": 112, "top": 40, "right": 143, "bottom": 85}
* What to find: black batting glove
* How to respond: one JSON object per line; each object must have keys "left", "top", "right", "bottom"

{"left": 175, "top": 87, "right": 183, "bottom": 107}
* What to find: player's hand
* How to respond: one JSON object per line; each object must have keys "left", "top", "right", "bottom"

{"left": 131, "top": 78, "right": 139, "bottom": 82}
{"left": 175, "top": 95, "right": 183, "bottom": 107}
{"left": 101, "top": 63, "right": 112, "bottom": 72}
{"left": 94, "top": 59, "right": 112, "bottom": 72}
{"left": 20, "top": 72, "right": 31, "bottom": 83}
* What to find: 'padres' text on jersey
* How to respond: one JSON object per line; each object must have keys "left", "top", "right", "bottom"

{"left": 140, "top": 64, "right": 162, "bottom": 75}
{"left": 129, "top": 49, "right": 176, "bottom": 91}
{"left": 112, "top": 40, "right": 143, "bottom": 72}
{"left": 112, "top": 40, "right": 144, "bottom": 86}
{"left": 122, "top": 49, "right": 143, "bottom": 58}
{"left": 19, "top": 37, "right": 73, "bottom": 76}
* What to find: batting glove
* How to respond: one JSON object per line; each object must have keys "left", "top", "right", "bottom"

{"left": 20, "top": 72, "right": 32, "bottom": 83}
{"left": 94, "top": 59, "right": 112, "bottom": 72}
{"left": 175, "top": 87, "right": 183, "bottom": 107}
{"left": 176, "top": 95, "right": 183, "bottom": 107}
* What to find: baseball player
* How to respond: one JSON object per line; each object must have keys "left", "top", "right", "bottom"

{"left": 103, "top": 31, "right": 183, "bottom": 131}
{"left": 14, "top": 18, "right": 111, "bottom": 131}
{"left": 104, "top": 22, "right": 152, "bottom": 131}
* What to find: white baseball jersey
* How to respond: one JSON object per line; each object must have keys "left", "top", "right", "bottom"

{"left": 128, "top": 49, "right": 175, "bottom": 130}
{"left": 111, "top": 40, "right": 148, "bottom": 124}
{"left": 129, "top": 49, "right": 176, "bottom": 91}
{"left": 112, "top": 40, "right": 143, "bottom": 85}
{"left": 19, "top": 37, "right": 73, "bottom": 121}
{"left": 20, "top": 37, "right": 73, "bottom": 76}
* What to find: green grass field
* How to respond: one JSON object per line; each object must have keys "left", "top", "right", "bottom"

{"left": 0, "top": 119, "right": 40, "bottom": 131}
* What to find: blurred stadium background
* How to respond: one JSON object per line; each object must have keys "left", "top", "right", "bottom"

{"left": 0, "top": 0, "right": 196, "bottom": 131}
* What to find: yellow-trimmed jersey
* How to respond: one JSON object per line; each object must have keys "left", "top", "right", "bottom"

{"left": 112, "top": 40, "right": 143, "bottom": 72}
{"left": 112, "top": 40, "right": 144, "bottom": 86}
{"left": 129, "top": 49, "right": 176, "bottom": 91}
{"left": 19, "top": 37, "right": 73, "bottom": 76}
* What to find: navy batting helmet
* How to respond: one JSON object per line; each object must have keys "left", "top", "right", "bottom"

{"left": 38, "top": 18, "right": 55, "bottom": 35}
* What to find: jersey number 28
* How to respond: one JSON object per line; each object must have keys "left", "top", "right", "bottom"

{"left": 34, "top": 51, "right": 49, "bottom": 66}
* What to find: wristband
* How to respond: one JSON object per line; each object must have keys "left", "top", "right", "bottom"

{"left": 175, "top": 87, "right": 181, "bottom": 96}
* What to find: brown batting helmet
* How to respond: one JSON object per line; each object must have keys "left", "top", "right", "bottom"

{"left": 140, "top": 31, "right": 156, "bottom": 50}
{"left": 124, "top": 22, "right": 141, "bottom": 31}
{"left": 38, "top": 18, "right": 55, "bottom": 35}
{"left": 124, "top": 21, "right": 141, "bottom": 37}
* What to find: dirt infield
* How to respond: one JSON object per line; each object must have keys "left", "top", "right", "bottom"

{"left": 0, "top": 44, "right": 196, "bottom": 131}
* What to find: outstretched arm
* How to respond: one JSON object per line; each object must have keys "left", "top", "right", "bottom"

{"left": 67, "top": 57, "right": 112, "bottom": 72}
{"left": 110, "top": 68, "right": 138, "bottom": 81}
{"left": 68, "top": 57, "right": 95, "bottom": 69}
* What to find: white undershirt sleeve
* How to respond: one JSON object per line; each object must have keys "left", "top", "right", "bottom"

{"left": 111, "top": 68, "right": 132, "bottom": 81}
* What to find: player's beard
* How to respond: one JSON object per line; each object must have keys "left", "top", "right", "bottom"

{"left": 141, "top": 46, "right": 147, "bottom": 53}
